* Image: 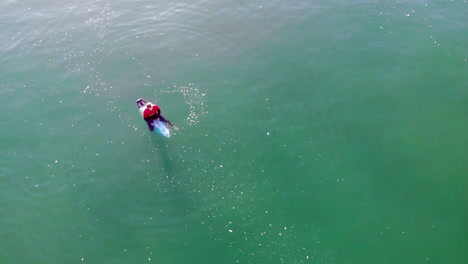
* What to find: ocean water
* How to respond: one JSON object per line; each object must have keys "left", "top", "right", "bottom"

{"left": 1, "top": 0, "right": 467, "bottom": 263}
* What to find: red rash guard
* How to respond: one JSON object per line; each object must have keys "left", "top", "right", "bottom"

{"left": 143, "top": 105, "right": 160, "bottom": 118}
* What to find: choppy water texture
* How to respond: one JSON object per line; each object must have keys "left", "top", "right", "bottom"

{"left": 1, "top": 0, "right": 467, "bottom": 263}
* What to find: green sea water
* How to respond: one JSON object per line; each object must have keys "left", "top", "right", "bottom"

{"left": 1, "top": 0, "right": 467, "bottom": 263}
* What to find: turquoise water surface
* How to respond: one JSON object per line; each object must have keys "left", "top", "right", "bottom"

{"left": 1, "top": 1, "right": 467, "bottom": 263}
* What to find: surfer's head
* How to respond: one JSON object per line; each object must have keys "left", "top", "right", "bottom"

{"left": 146, "top": 103, "right": 152, "bottom": 108}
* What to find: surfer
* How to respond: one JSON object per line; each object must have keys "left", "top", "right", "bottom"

{"left": 143, "top": 102, "right": 178, "bottom": 131}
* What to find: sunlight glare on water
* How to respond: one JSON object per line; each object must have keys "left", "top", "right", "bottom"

{"left": 0, "top": 0, "right": 467, "bottom": 263}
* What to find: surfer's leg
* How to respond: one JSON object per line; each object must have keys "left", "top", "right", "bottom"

{"left": 159, "top": 115, "right": 179, "bottom": 130}
{"left": 159, "top": 115, "right": 173, "bottom": 126}
{"left": 146, "top": 120, "right": 154, "bottom": 131}
{"left": 144, "top": 116, "right": 156, "bottom": 131}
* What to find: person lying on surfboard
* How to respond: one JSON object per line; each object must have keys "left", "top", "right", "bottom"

{"left": 143, "top": 102, "right": 179, "bottom": 131}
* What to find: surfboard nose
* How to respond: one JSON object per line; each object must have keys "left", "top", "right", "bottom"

{"left": 136, "top": 98, "right": 146, "bottom": 108}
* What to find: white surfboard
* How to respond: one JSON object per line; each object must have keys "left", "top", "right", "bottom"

{"left": 152, "top": 119, "right": 170, "bottom": 137}
{"left": 136, "top": 98, "right": 170, "bottom": 137}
